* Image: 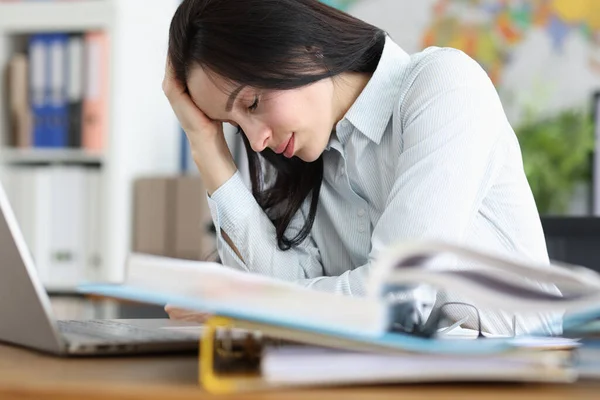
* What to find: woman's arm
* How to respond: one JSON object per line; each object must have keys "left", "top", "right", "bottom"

{"left": 207, "top": 171, "right": 327, "bottom": 281}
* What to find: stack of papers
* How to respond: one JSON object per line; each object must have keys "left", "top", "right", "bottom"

{"left": 261, "top": 340, "right": 578, "bottom": 386}
{"left": 563, "top": 318, "right": 600, "bottom": 379}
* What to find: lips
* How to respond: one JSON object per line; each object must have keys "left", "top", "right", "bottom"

{"left": 274, "top": 134, "right": 294, "bottom": 157}
{"left": 274, "top": 138, "right": 290, "bottom": 154}
{"left": 283, "top": 133, "right": 295, "bottom": 158}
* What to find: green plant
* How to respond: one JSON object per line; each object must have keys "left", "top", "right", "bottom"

{"left": 515, "top": 108, "right": 594, "bottom": 215}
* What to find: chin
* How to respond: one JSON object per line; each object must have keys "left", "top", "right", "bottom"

{"left": 295, "top": 134, "right": 329, "bottom": 162}
{"left": 299, "top": 154, "right": 319, "bottom": 163}
{"left": 297, "top": 148, "right": 324, "bottom": 163}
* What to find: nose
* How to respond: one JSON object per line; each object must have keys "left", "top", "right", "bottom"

{"left": 244, "top": 122, "right": 272, "bottom": 153}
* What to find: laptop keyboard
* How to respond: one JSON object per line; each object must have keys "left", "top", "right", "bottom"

{"left": 57, "top": 319, "right": 200, "bottom": 344}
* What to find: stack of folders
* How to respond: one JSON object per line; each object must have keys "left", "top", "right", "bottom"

{"left": 79, "top": 241, "right": 600, "bottom": 393}
{"left": 7, "top": 32, "right": 108, "bottom": 150}
{"left": 194, "top": 316, "right": 578, "bottom": 393}
{"left": 563, "top": 316, "right": 600, "bottom": 379}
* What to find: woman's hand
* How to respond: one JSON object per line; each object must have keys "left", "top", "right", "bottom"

{"left": 162, "top": 59, "right": 221, "bottom": 142}
{"left": 162, "top": 59, "right": 237, "bottom": 194}
{"left": 164, "top": 304, "right": 211, "bottom": 324}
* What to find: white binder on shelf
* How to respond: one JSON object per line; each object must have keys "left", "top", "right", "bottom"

{"left": 84, "top": 168, "right": 104, "bottom": 282}
{"left": 1, "top": 166, "right": 50, "bottom": 282}
{"left": 46, "top": 166, "right": 88, "bottom": 289}
{"left": 27, "top": 167, "right": 52, "bottom": 284}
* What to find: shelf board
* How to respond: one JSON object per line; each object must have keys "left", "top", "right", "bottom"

{"left": 0, "top": 1, "right": 114, "bottom": 33}
{"left": 0, "top": 148, "right": 104, "bottom": 165}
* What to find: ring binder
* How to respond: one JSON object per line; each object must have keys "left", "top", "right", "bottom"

{"left": 200, "top": 316, "right": 270, "bottom": 394}
{"left": 197, "top": 315, "right": 577, "bottom": 394}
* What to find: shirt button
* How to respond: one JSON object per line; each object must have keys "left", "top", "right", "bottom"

{"left": 358, "top": 225, "right": 366, "bottom": 233}
{"left": 357, "top": 209, "right": 366, "bottom": 217}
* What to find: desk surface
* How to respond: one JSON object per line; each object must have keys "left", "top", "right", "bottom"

{"left": 0, "top": 343, "right": 599, "bottom": 400}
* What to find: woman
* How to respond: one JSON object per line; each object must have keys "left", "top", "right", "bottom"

{"left": 163, "top": 0, "right": 560, "bottom": 335}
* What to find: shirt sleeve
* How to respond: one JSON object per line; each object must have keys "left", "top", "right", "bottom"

{"left": 207, "top": 174, "right": 422, "bottom": 297}
{"left": 206, "top": 170, "right": 326, "bottom": 280}
{"left": 208, "top": 165, "right": 400, "bottom": 294}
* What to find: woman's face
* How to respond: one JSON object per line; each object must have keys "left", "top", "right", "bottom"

{"left": 187, "top": 66, "right": 337, "bottom": 162}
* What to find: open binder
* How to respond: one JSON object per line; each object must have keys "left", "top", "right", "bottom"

{"left": 79, "top": 240, "right": 600, "bottom": 392}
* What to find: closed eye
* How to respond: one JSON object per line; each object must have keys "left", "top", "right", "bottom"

{"left": 248, "top": 96, "right": 259, "bottom": 112}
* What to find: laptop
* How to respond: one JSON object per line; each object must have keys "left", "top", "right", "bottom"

{"left": 0, "top": 180, "right": 201, "bottom": 356}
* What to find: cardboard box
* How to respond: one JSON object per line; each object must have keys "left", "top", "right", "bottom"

{"left": 132, "top": 176, "right": 216, "bottom": 261}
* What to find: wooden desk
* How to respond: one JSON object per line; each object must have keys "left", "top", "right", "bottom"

{"left": 0, "top": 343, "right": 598, "bottom": 400}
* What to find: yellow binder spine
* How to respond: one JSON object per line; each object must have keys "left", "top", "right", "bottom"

{"left": 199, "top": 316, "right": 272, "bottom": 394}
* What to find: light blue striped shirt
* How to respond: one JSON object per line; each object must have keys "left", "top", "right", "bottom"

{"left": 206, "top": 36, "right": 560, "bottom": 336}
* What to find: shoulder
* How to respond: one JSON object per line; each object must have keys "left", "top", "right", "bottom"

{"left": 388, "top": 46, "right": 509, "bottom": 149}
{"left": 394, "top": 46, "right": 502, "bottom": 125}
{"left": 402, "top": 46, "right": 490, "bottom": 90}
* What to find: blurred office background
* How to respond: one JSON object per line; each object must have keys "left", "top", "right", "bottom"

{"left": 0, "top": 0, "right": 598, "bottom": 318}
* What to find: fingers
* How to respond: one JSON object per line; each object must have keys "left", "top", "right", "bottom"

{"left": 161, "top": 59, "right": 189, "bottom": 109}
{"left": 162, "top": 57, "right": 185, "bottom": 99}
{"left": 162, "top": 57, "right": 215, "bottom": 135}
{"left": 165, "top": 304, "right": 211, "bottom": 323}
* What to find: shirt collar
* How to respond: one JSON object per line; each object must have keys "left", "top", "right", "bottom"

{"left": 340, "top": 36, "right": 411, "bottom": 145}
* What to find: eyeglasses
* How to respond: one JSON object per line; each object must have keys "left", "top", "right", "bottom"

{"left": 388, "top": 300, "right": 517, "bottom": 338}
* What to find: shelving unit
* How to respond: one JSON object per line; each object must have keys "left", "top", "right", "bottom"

{"left": 0, "top": 148, "right": 104, "bottom": 165}
{"left": 0, "top": 0, "right": 181, "bottom": 289}
{"left": 0, "top": 1, "right": 113, "bottom": 33}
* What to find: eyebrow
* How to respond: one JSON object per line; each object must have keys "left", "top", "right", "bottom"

{"left": 225, "top": 85, "right": 246, "bottom": 112}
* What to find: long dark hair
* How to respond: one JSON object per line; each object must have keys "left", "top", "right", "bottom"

{"left": 168, "top": 0, "right": 385, "bottom": 250}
